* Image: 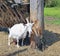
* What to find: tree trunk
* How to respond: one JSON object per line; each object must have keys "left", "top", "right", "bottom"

{"left": 30, "top": 0, "right": 44, "bottom": 33}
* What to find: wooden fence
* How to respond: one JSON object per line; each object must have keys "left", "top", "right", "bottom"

{"left": 0, "top": 0, "right": 30, "bottom": 27}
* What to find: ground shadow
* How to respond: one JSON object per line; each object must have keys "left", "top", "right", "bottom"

{"left": 19, "top": 30, "right": 60, "bottom": 51}
{"left": 0, "top": 27, "right": 9, "bottom": 33}
{"left": 19, "top": 32, "right": 30, "bottom": 46}
{"left": 0, "top": 27, "right": 60, "bottom": 50}
{"left": 43, "top": 30, "right": 60, "bottom": 46}
{"left": 6, "top": 48, "right": 27, "bottom": 56}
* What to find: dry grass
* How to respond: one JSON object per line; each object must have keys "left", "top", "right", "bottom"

{"left": 0, "top": 24, "right": 60, "bottom": 56}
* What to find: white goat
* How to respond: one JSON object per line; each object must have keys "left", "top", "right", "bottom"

{"left": 8, "top": 18, "right": 34, "bottom": 48}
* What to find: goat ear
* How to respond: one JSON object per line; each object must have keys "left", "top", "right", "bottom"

{"left": 26, "top": 17, "right": 29, "bottom": 23}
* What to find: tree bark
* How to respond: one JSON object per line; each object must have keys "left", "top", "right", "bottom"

{"left": 30, "top": 0, "right": 44, "bottom": 32}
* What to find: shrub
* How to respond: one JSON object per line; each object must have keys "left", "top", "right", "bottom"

{"left": 45, "top": 0, "right": 60, "bottom": 7}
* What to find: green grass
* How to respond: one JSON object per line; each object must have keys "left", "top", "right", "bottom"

{"left": 44, "top": 7, "right": 60, "bottom": 18}
{"left": 44, "top": 7, "right": 60, "bottom": 25}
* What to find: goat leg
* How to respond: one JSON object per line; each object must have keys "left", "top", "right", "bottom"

{"left": 21, "top": 38, "right": 24, "bottom": 46}
{"left": 17, "top": 38, "right": 19, "bottom": 48}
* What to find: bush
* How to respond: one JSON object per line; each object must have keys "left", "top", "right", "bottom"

{"left": 45, "top": 0, "right": 60, "bottom": 7}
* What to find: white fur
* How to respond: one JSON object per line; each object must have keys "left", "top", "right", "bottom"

{"left": 8, "top": 18, "right": 34, "bottom": 48}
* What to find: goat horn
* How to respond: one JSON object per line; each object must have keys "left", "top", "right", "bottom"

{"left": 26, "top": 17, "right": 29, "bottom": 23}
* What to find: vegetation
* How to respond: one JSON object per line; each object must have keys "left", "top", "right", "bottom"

{"left": 44, "top": 7, "right": 60, "bottom": 25}
{"left": 44, "top": 0, "right": 60, "bottom": 25}
{"left": 44, "top": 7, "right": 60, "bottom": 18}
{"left": 44, "top": 0, "right": 60, "bottom": 7}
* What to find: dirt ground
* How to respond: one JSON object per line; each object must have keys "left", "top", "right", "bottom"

{"left": 0, "top": 23, "right": 60, "bottom": 56}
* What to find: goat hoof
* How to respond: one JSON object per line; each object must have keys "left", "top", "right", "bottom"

{"left": 17, "top": 45, "right": 19, "bottom": 48}
{"left": 8, "top": 43, "right": 10, "bottom": 46}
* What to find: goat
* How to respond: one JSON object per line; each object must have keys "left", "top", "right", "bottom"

{"left": 30, "top": 19, "right": 43, "bottom": 49}
{"left": 8, "top": 18, "right": 34, "bottom": 48}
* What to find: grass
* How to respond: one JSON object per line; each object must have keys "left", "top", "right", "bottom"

{"left": 45, "top": 18, "right": 60, "bottom": 25}
{"left": 44, "top": 7, "right": 60, "bottom": 25}
{"left": 44, "top": 7, "right": 60, "bottom": 18}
